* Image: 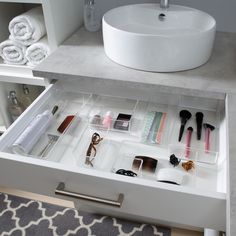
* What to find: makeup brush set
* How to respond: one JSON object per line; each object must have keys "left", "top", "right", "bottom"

{"left": 178, "top": 110, "right": 215, "bottom": 155}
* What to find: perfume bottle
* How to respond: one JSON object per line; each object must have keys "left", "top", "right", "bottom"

{"left": 84, "top": 0, "right": 101, "bottom": 32}
{"left": 21, "top": 84, "right": 32, "bottom": 108}
{"left": 8, "top": 91, "right": 25, "bottom": 122}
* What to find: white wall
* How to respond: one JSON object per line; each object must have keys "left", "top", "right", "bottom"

{"left": 96, "top": 0, "right": 155, "bottom": 18}
{"left": 0, "top": 3, "right": 24, "bottom": 42}
{"left": 174, "top": 0, "right": 236, "bottom": 33}
{"left": 96, "top": 0, "right": 236, "bottom": 33}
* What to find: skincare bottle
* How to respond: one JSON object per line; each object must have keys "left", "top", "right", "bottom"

{"left": 21, "top": 84, "right": 32, "bottom": 108}
{"left": 8, "top": 91, "right": 25, "bottom": 122}
{"left": 12, "top": 106, "right": 59, "bottom": 155}
{"left": 102, "top": 111, "right": 113, "bottom": 129}
{"left": 84, "top": 0, "right": 101, "bottom": 32}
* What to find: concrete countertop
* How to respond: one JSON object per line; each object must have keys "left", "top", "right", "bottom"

{"left": 34, "top": 28, "right": 236, "bottom": 97}
{"left": 33, "top": 27, "right": 236, "bottom": 235}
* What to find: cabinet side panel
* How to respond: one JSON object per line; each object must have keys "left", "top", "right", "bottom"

{"left": 43, "top": 0, "right": 84, "bottom": 50}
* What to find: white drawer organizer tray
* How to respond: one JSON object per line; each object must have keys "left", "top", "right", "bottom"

{"left": 0, "top": 81, "right": 227, "bottom": 231}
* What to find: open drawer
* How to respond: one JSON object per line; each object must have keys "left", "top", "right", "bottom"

{"left": 0, "top": 80, "right": 227, "bottom": 231}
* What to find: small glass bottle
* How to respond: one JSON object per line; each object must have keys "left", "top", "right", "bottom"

{"left": 102, "top": 111, "right": 113, "bottom": 129}
{"left": 89, "top": 109, "right": 101, "bottom": 126}
{"left": 84, "top": 0, "right": 101, "bottom": 32}
{"left": 21, "top": 84, "right": 32, "bottom": 108}
{"left": 8, "top": 91, "right": 25, "bottom": 122}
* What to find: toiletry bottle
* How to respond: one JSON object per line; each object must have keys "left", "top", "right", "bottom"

{"left": 89, "top": 109, "right": 101, "bottom": 126}
{"left": 21, "top": 84, "right": 32, "bottom": 108}
{"left": 12, "top": 106, "right": 58, "bottom": 155}
{"left": 102, "top": 111, "right": 113, "bottom": 129}
{"left": 84, "top": 0, "right": 101, "bottom": 32}
{"left": 8, "top": 91, "right": 25, "bottom": 122}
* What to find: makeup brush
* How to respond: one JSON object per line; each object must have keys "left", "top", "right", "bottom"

{"left": 203, "top": 123, "right": 215, "bottom": 153}
{"left": 196, "top": 112, "right": 204, "bottom": 140}
{"left": 178, "top": 110, "right": 192, "bottom": 142}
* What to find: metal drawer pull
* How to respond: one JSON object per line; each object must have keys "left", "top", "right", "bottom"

{"left": 55, "top": 182, "right": 124, "bottom": 208}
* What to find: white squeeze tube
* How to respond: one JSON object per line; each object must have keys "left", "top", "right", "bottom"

{"left": 12, "top": 106, "right": 58, "bottom": 155}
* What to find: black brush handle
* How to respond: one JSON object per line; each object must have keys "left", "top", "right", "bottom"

{"left": 179, "top": 110, "right": 192, "bottom": 142}
{"left": 197, "top": 122, "right": 202, "bottom": 140}
{"left": 196, "top": 112, "right": 203, "bottom": 140}
{"left": 52, "top": 105, "right": 59, "bottom": 115}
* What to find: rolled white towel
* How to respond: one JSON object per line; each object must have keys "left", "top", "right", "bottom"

{"left": 9, "top": 6, "right": 46, "bottom": 46}
{"left": 0, "top": 39, "right": 27, "bottom": 65}
{"left": 26, "top": 37, "right": 50, "bottom": 66}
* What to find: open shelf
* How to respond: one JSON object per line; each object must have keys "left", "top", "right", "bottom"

{"left": 0, "top": 59, "right": 47, "bottom": 85}
{"left": 0, "top": 0, "right": 83, "bottom": 85}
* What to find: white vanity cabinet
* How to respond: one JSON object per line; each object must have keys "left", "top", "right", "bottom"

{"left": 0, "top": 79, "right": 227, "bottom": 231}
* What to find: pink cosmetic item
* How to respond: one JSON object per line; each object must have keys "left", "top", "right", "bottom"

{"left": 155, "top": 112, "right": 167, "bottom": 144}
{"left": 102, "top": 111, "right": 113, "bottom": 129}
{"left": 185, "top": 127, "right": 193, "bottom": 158}
{"left": 203, "top": 123, "right": 215, "bottom": 153}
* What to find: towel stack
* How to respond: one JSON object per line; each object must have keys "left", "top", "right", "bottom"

{"left": 0, "top": 7, "right": 50, "bottom": 66}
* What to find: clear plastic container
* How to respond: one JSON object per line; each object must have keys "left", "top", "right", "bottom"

{"left": 73, "top": 127, "right": 119, "bottom": 171}
{"left": 168, "top": 144, "right": 218, "bottom": 165}
{"left": 140, "top": 102, "right": 175, "bottom": 146}
{"left": 112, "top": 155, "right": 143, "bottom": 177}
{"left": 8, "top": 89, "right": 92, "bottom": 159}
{"left": 112, "top": 140, "right": 196, "bottom": 185}
{"left": 167, "top": 105, "right": 219, "bottom": 165}
{"left": 87, "top": 95, "right": 138, "bottom": 133}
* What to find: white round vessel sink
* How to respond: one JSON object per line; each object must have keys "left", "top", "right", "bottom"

{"left": 102, "top": 4, "right": 216, "bottom": 72}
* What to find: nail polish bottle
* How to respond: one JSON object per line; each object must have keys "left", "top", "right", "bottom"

{"left": 89, "top": 109, "right": 101, "bottom": 126}
{"left": 102, "top": 111, "right": 113, "bottom": 129}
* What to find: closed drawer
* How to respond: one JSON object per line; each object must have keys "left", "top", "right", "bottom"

{"left": 0, "top": 80, "right": 227, "bottom": 230}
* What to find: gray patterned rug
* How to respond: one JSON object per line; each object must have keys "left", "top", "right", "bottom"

{"left": 0, "top": 193, "right": 171, "bottom": 236}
